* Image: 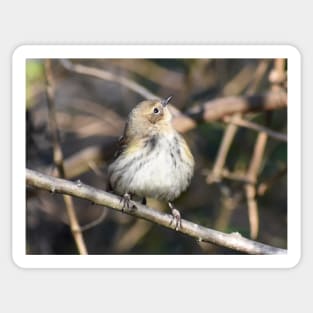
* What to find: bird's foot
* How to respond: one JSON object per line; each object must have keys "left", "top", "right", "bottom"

{"left": 120, "top": 193, "right": 137, "bottom": 212}
{"left": 168, "top": 202, "right": 182, "bottom": 231}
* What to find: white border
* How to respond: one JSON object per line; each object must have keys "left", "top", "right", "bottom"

{"left": 12, "top": 45, "right": 301, "bottom": 268}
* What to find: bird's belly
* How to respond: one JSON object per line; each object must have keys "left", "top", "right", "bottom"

{"left": 110, "top": 142, "right": 193, "bottom": 201}
{"left": 130, "top": 151, "right": 191, "bottom": 200}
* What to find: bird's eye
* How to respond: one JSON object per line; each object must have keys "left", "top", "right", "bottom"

{"left": 153, "top": 107, "right": 159, "bottom": 114}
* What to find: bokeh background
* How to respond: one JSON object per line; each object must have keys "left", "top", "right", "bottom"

{"left": 26, "top": 58, "right": 287, "bottom": 254}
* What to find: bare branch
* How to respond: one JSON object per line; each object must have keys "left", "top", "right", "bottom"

{"left": 245, "top": 132, "right": 268, "bottom": 239}
{"left": 220, "top": 169, "right": 253, "bottom": 183}
{"left": 223, "top": 115, "right": 287, "bottom": 142}
{"left": 190, "top": 91, "right": 287, "bottom": 122}
{"left": 109, "top": 59, "right": 185, "bottom": 91}
{"left": 46, "top": 141, "right": 117, "bottom": 179}
{"left": 80, "top": 208, "right": 108, "bottom": 232}
{"left": 44, "top": 60, "right": 88, "bottom": 255}
{"left": 113, "top": 219, "right": 152, "bottom": 253}
{"left": 269, "top": 58, "right": 287, "bottom": 87}
{"left": 59, "top": 59, "right": 287, "bottom": 136}
{"left": 257, "top": 166, "right": 287, "bottom": 196}
{"left": 222, "top": 64, "right": 256, "bottom": 96}
{"left": 246, "top": 60, "right": 271, "bottom": 95}
{"left": 60, "top": 59, "right": 158, "bottom": 99}
{"left": 207, "top": 118, "right": 239, "bottom": 183}
{"left": 172, "top": 90, "right": 287, "bottom": 132}
{"left": 242, "top": 58, "right": 286, "bottom": 240}
{"left": 206, "top": 59, "right": 269, "bottom": 184}
{"left": 26, "top": 168, "right": 287, "bottom": 255}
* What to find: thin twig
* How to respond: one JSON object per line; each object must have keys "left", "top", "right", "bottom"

{"left": 255, "top": 59, "right": 287, "bottom": 200}
{"left": 246, "top": 59, "right": 271, "bottom": 95}
{"left": 207, "top": 118, "right": 239, "bottom": 183}
{"left": 243, "top": 59, "right": 286, "bottom": 240}
{"left": 207, "top": 63, "right": 255, "bottom": 183}
{"left": 45, "top": 141, "right": 117, "bottom": 179}
{"left": 223, "top": 115, "right": 287, "bottom": 142}
{"left": 213, "top": 186, "right": 242, "bottom": 232}
{"left": 113, "top": 219, "right": 152, "bottom": 253}
{"left": 257, "top": 166, "right": 287, "bottom": 196}
{"left": 109, "top": 59, "right": 185, "bottom": 91}
{"left": 44, "top": 60, "right": 88, "bottom": 255}
{"left": 245, "top": 132, "right": 268, "bottom": 239}
{"left": 222, "top": 64, "right": 256, "bottom": 96}
{"left": 187, "top": 91, "right": 287, "bottom": 124}
{"left": 26, "top": 169, "right": 287, "bottom": 255}
{"left": 221, "top": 169, "right": 253, "bottom": 183}
{"left": 60, "top": 59, "right": 158, "bottom": 99}
{"left": 59, "top": 59, "right": 287, "bottom": 135}
{"left": 269, "top": 59, "right": 287, "bottom": 87}
{"left": 209, "top": 60, "right": 274, "bottom": 236}
{"left": 80, "top": 208, "right": 109, "bottom": 232}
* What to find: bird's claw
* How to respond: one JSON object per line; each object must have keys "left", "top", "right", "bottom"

{"left": 169, "top": 206, "right": 181, "bottom": 231}
{"left": 120, "top": 193, "right": 137, "bottom": 212}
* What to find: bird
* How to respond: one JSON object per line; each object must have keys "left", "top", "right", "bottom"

{"left": 107, "top": 96, "right": 194, "bottom": 230}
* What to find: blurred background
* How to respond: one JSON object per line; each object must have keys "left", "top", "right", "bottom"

{"left": 26, "top": 58, "right": 287, "bottom": 254}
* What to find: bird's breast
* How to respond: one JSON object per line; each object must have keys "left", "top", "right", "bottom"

{"left": 109, "top": 133, "right": 194, "bottom": 201}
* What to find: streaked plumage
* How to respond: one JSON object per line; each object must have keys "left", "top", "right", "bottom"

{"left": 108, "top": 97, "right": 194, "bottom": 229}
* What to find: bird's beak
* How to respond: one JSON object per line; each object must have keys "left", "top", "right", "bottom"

{"left": 161, "top": 96, "right": 173, "bottom": 107}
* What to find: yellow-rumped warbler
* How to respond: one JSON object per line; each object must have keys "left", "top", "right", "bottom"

{"left": 108, "top": 96, "right": 194, "bottom": 229}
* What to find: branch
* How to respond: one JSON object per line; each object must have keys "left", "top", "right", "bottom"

{"left": 109, "top": 59, "right": 185, "bottom": 91}
{"left": 171, "top": 91, "right": 287, "bottom": 133}
{"left": 257, "top": 166, "right": 287, "bottom": 196}
{"left": 59, "top": 59, "right": 287, "bottom": 136}
{"left": 207, "top": 117, "right": 239, "bottom": 183}
{"left": 46, "top": 140, "right": 117, "bottom": 179}
{"left": 183, "top": 89, "right": 285, "bottom": 120}
{"left": 245, "top": 132, "right": 268, "bottom": 239}
{"left": 44, "top": 60, "right": 88, "bottom": 255}
{"left": 59, "top": 59, "right": 158, "bottom": 99}
{"left": 26, "top": 169, "right": 287, "bottom": 255}
{"left": 206, "top": 60, "right": 271, "bottom": 184}
{"left": 223, "top": 115, "right": 287, "bottom": 142}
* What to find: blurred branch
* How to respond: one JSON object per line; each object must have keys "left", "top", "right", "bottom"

{"left": 257, "top": 166, "right": 287, "bottom": 196}
{"left": 205, "top": 61, "right": 251, "bottom": 183}
{"left": 80, "top": 208, "right": 109, "bottom": 232}
{"left": 207, "top": 60, "right": 274, "bottom": 236}
{"left": 44, "top": 60, "right": 88, "bottom": 255}
{"left": 207, "top": 119, "right": 239, "bottom": 183}
{"left": 269, "top": 58, "right": 287, "bottom": 88}
{"left": 171, "top": 90, "right": 287, "bottom": 133}
{"left": 207, "top": 60, "right": 273, "bottom": 183}
{"left": 254, "top": 59, "right": 287, "bottom": 200}
{"left": 187, "top": 91, "right": 287, "bottom": 123}
{"left": 109, "top": 59, "right": 184, "bottom": 91}
{"left": 245, "top": 132, "right": 268, "bottom": 239}
{"left": 113, "top": 219, "right": 152, "bottom": 253}
{"left": 214, "top": 186, "right": 242, "bottom": 232}
{"left": 246, "top": 60, "right": 271, "bottom": 95}
{"left": 47, "top": 140, "right": 117, "bottom": 179}
{"left": 59, "top": 59, "right": 287, "bottom": 135}
{"left": 222, "top": 64, "right": 256, "bottom": 96}
{"left": 243, "top": 59, "right": 286, "bottom": 240}
{"left": 26, "top": 168, "right": 287, "bottom": 255}
{"left": 221, "top": 169, "right": 252, "bottom": 183}
{"left": 223, "top": 115, "right": 287, "bottom": 142}
{"left": 59, "top": 59, "right": 158, "bottom": 99}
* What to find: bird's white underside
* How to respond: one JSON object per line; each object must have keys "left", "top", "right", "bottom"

{"left": 109, "top": 133, "right": 194, "bottom": 201}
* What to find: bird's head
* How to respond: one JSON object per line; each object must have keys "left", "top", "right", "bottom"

{"left": 131, "top": 96, "right": 172, "bottom": 125}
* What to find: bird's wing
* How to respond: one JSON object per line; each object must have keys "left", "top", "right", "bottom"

{"left": 113, "top": 121, "right": 129, "bottom": 158}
